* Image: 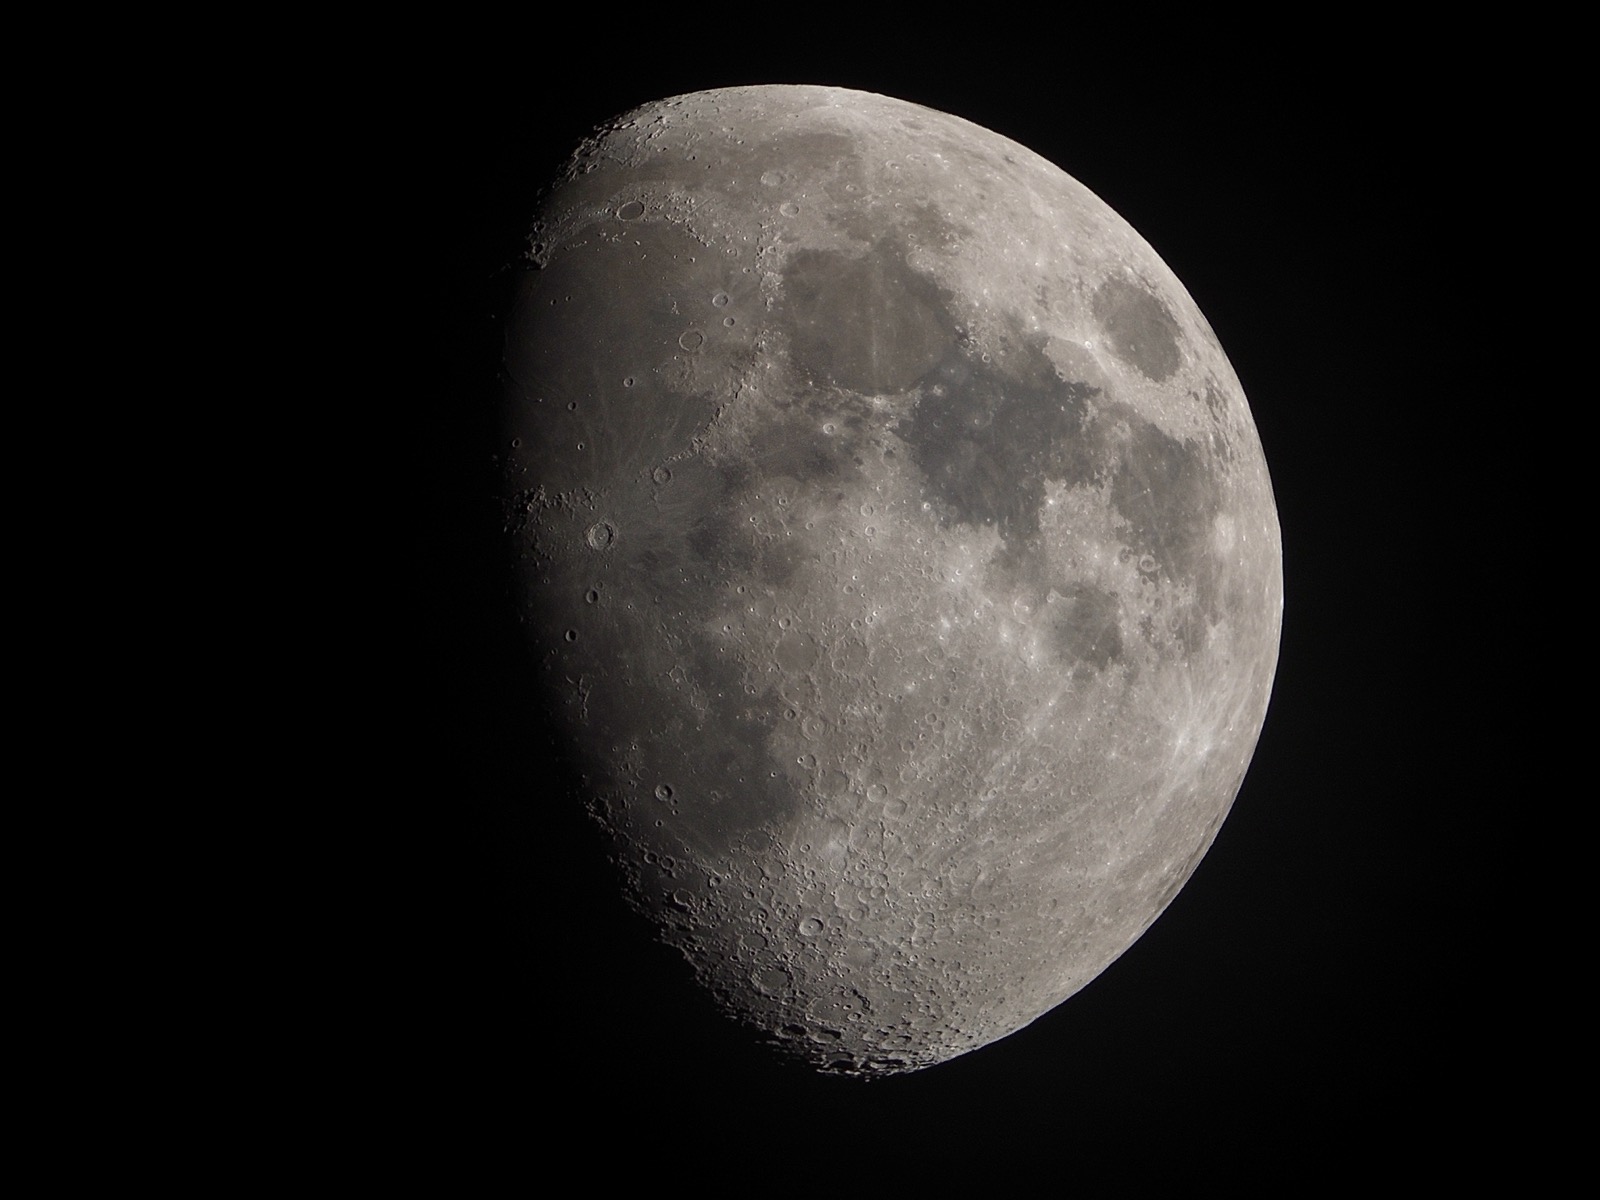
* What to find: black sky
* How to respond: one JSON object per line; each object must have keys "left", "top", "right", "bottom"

{"left": 403, "top": 37, "right": 1497, "bottom": 1183}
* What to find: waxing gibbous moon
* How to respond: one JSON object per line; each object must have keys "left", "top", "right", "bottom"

{"left": 498, "top": 85, "right": 1281, "bottom": 1076}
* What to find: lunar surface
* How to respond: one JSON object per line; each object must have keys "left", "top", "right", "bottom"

{"left": 498, "top": 85, "right": 1281, "bottom": 1076}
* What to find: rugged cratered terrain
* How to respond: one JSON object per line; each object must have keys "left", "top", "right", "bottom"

{"left": 498, "top": 85, "right": 1281, "bottom": 1076}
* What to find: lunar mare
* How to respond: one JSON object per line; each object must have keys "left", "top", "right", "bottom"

{"left": 499, "top": 86, "right": 1281, "bottom": 1076}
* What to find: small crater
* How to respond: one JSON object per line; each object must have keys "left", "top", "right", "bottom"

{"left": 654, "top": 783, "right": 674, "bottom": 801}
{"left": 584, "top": 520, "right": 616, "bottom": 550}
{"left": 678, "top": 329, "right": 706, "bottom": 352}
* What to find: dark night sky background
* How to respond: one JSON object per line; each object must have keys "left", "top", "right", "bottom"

{"left": 403, "top": 35, "right": 1500, "bottom": 1182}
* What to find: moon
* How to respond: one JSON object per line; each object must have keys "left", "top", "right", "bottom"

{"left": 498, "top": 85, "right": 1281, "bottom": 1076}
